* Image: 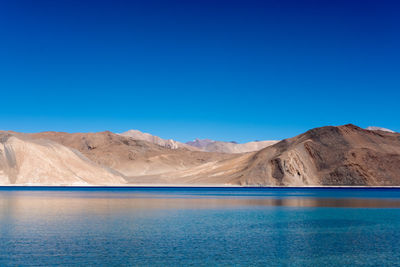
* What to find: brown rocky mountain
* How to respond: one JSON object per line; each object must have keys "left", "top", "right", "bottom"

{"left": 157, "top": 124, "right": 400, "bottom": 186}
{"left": 1, "top": 124, "right": 399, "bottom": 186}
{"left": 235, "top": 124, "right": 400, "bottom": 186}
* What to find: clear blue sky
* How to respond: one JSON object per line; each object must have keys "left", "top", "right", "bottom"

{"left": 0, "top": 0, "right": 399, "bottom": 142}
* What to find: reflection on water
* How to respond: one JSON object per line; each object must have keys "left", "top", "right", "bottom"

{"left": 1, "top": 188, "right": 400, "bottom": 214}
{"left": 0, "top": 187, "right": 400, "bottom": 266}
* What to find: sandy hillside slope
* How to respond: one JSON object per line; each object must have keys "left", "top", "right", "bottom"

{"left": 0, "top": 132, "right": 126, "bottom": 185}
{"left": 29, "top": 131, "right": 235, "bottom": 179}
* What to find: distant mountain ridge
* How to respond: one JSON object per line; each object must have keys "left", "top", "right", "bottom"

{"left": 186, "top": 138, "right": 215, "bottom": 149}
{"left": 119, "top": 129, "right": 198, "bottom": 151}
{"left": 120, "top": 130, "right": 278, "bottom": 153}
{"left": 186, "top": 138, "right": 278, "bottom": 153}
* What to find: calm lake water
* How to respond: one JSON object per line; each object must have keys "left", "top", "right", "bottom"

{"left": 0, "top": 187, "right": 400, "bottom": 266}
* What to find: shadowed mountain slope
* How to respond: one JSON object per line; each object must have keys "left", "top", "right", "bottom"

{"left": 232, "top": 124, "right": 400, "bottom": 186}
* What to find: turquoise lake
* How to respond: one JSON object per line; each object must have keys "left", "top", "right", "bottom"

{"left": 0, "top": 187, "right": 399, "bottom": 266}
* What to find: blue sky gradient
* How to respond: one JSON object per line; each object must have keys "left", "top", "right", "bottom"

{"left": 0, "top": 0, "right": 399, "bottom": 142}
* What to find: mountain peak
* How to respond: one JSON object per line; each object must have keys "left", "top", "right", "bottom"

{"left": 366, "top": 126, "right": 395, "bottom": 133}
{"left": 186, "top": 139, "right": 215, "bottom": 148}
{"left": 119, "top": 129, "right": 197, "bottom": 150}
{"left": 186, "top": 138, "right": 278, "bottom": 153}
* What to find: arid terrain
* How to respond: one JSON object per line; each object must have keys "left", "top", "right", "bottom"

{"left": 0, "top": 124, "right": 399, "bottom": 186}
{"left": 0, "top": 132, "right": 125, "bottom": 185}
{"left": 186, "top": 138, "right": 279, "bottom": 153}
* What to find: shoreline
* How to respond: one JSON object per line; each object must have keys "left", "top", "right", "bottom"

{"left": 1, "top": 184, "right": 400, "bottom": 189}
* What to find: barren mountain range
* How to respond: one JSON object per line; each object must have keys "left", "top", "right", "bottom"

{"left": 120, "top": 129, "right": 278, "bottom": 153}
{"left": 119, "top": 129, "right": 198, "bottom": 150}
{"left": 186, "top": 138, "right": 279, "bottom": 153}
{"left": 0, "top": 125, "right": 399, "bottom": 186}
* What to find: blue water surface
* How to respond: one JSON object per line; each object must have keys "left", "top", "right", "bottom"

{"left": 0, "top": 187, "right": 399, "bottom": 266}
